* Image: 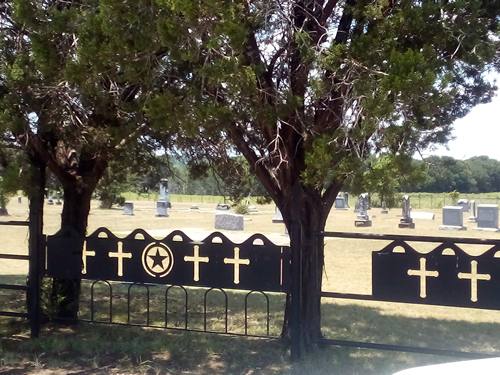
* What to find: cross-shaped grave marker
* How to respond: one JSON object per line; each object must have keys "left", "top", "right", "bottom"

{"left": 224, "top": 247, "right": 250, "bottom": 284}
{"left": 407, "top": 257, "right": 439, "bottom": 298}
{"left": 82, "top": 241, "right": 96, "bottom": 275}
{"left": 108, "top": 241, "right": 132, "bottom": 277}
{"left": 184, "top": 245, "right": 209, "bottom": 281}
{"left": 458, "top": 260, "right": 491, "bottom": 302}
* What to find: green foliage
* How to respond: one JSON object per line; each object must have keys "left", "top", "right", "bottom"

{"left": 233, "top": 202, "right": 249, "bottom": 215}
{"left": 448, "top": 190, "right": 460, "bottom": 204}
{"left": 344, "top": 154, "right": 425, "bottom": 208}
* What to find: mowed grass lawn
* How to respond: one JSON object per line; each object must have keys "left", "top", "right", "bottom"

{"left": 1, "top": 198, "right": 500, "bottom": 374}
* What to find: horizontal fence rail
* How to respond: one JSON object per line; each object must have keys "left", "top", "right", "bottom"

{"left": 0, "top": 221, "right": 29, "bottom": 227}
{"left": 0, "top": 220, "right": 31, "bottom": 322}
{"left": 321, "top": 231, "right": 500, "bottom": 245}
{"left": 318, "top": 231, "right": 500, "bottom": 358}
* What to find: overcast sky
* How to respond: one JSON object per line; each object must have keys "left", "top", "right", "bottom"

{"left": 422, "top": 73, "right": 500, "bottom": 161}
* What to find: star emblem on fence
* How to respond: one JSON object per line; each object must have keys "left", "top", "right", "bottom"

{"left": 141, "top": 243, "right": 174, "bottom": 278}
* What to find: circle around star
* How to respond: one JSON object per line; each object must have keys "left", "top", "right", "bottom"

{"left": 141, "top": 242, "right": 174, "bottom": 278}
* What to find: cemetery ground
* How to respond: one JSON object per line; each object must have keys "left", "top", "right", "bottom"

{"left": 1, "top": 199, "right": 500, "bottom": 374}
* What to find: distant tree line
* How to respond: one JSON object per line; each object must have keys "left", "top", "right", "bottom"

{"left": 412, "top": 156, "right": 500, "bottom": 193}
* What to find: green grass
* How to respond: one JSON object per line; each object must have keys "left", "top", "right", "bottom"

{"left": 2, "top": 276, "right": 500, "bottom": 374}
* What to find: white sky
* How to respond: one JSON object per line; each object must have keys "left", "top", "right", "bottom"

{"left": 422, "top": 73, "right": 500, "bottom": 161}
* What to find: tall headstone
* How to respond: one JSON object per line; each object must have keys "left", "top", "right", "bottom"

{"left": 355, "top": 193, "right": 372, "bottom": 227}
{"left": 381, "top": 201, "right": 388, "bottom": 214}
{"left": 335, "top": 196, "right": 348, "bottom": 210}
{"left": 476, "top": 204, "right": 499, "bottom": 231}
{"left": 468, "top": 200, "right": 477, "bottom": 222}
{"left": 343, "top": 192, "right": 349, "bottom": 208}
{"left": 398, "top": 195, "right": 415, "bottom": 228}
{"left": 156, "top": 178, "right": 170, "bottom": 217}
{"left": 123, "top": 201, "right": 134, "bottom": 215}
{"left": 439, "top": 206, "right": 466, "bottom": 230}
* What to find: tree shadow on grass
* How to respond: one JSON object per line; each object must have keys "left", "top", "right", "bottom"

{"left": 1, "top": 303, "right": 500, "bottom": 374}
{"left": 2, "top": 276, "right": 500, "bottom": 374}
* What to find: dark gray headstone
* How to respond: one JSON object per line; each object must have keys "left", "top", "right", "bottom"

{"left": 216, "top": 203, "right": 231, "bottom": 211}
{"left": 398, "top": 195, "right": 414, "bottom": 228}
{"left": 123, "top": 201, "right": 134, "bottom": 215}
{"left": 476, "top": 204, "right": 499, "bottom": 230}
{"left": 335, "top": 196, "right": 348, "bottom": 210}
{"left": 355, "top": 193, "right": 371, "bottom": 227}
{"left": 156, "top": 201, "right": 169, "bottom": 217}
{"left": 439, "top": 206, "right": 465, "bottom": 230}
{"left": 457, "top": 199, "right": 470, "bottom": 212}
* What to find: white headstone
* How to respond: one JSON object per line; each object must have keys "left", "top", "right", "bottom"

{"left": 476, "top": 204, "right": 499, "bottom": 231}
{"left": 468, "top": 200, "right": 477, "bottom": 222}
{"left": 272, "top": 207, "right": 284, "bottom": 223}
{"left": 410, "top": 211, "right": 435, "bottom": 220}
{"left": 215, "top": 213, "right": 244, "bottom": 231}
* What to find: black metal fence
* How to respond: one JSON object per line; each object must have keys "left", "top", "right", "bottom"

{"left": 0, "top": 220, "right": 43, "bottom": 337}
{"left": 75, "top": 280, "right": 286, "bottom": 339}
{"left": 318, "top": 231, "right": 500, "bottom": 358}
{"left": 43, "top": 228, "right": 290, "bottom": 340}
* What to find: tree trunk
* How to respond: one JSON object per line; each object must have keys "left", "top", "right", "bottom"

{"left": 281, "top": 183, "right": 338, "bottom": 355}
{"left": 51, "top": 183, "right": 94, "bottom": 322}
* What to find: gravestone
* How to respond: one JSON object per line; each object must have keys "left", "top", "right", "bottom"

{"left": 335, "top": 196, "right": 348, "bottom": 210}
{"left": 216, "top": 203, "right": 231, "bottom": 211}
{"left": 47, "top": 197, "right": 54, "bottom": 205}
{"left": 123, "top": 201, "right": 134, "bottom": 215}
{"left": 410, "top": 211, "right": 435, "bottom": 220}
{"left": 439, "top": 206, "right": 466, "bottom": 230}
{"left": 248, "top": 205, "right": 258, "bottom": 213}
{"left": 457, "top": 199, "right": 470, "bottom": 212}
{"left": 476, "top": 204, "right": 499, "bottom": 231}
{"left": 272, "top": 206, "right": 284, "bottom": 223}
{"left": 343, "top": 192, "right": 349, "bottom": 208}
{"left": 355, "top": 193, "right": 372, "bottom": 227}
{"left": 156, "top": 201, "right": 168, "bottom": 216}
{"left": 398, "top": 195, "right": 415, "bottom": 228}
{"left": 190, "top": 204, "right": 200, "bottom": 210}
{"left": 468, "top": 200, "right": 477, "bottom": 222}
{"left": 381, "top": 201, "right": 388, "bottom": 214}
{"left": 156, "top": 178, "right": 170, "bottom": 217}
{"left": 215, "top": 212, "right": 244, "bottom": 231}
{"left": 55, "top": 198, "right": 62, "bottom": 205}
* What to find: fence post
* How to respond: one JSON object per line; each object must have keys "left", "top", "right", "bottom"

{"left": 28, "top": 161, "right": 45, "bottom": 338}
{"left": 290, "top": 220, "right": 302, "bottom": 361}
